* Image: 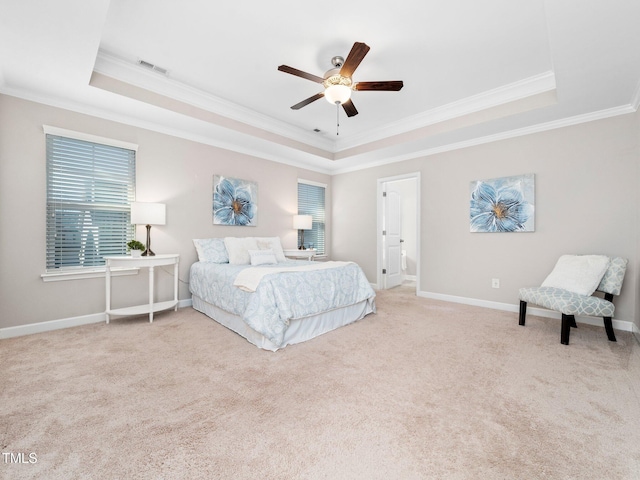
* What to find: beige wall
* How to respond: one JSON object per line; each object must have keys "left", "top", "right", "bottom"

{"left": 2, "top": 91, "right": 639, "bottom": 332}
{"left": 0, "top": 95, "right": 331, "bottom": 329}
{"left": 333, "top": 112, "right": 640, "bottom": 325}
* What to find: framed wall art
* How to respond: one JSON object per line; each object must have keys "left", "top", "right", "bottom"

{"left": 470, "top": 173, "right": 534, "bottom": 233}
{"left": 213, "top": 175, "right": 258, "bottom": 226}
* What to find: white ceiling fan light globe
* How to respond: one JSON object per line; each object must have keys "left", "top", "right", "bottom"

{"left": 324, "top": 84, "right": 352, "bottom": 105}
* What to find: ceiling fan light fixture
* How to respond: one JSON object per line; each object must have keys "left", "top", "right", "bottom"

{"left": 278, "top": 42, "right": 402, "bottom": 115}
{"left": 323, "top": 73, "right": 353, "bottom": 105}
{"left": 324, "top": 84, "right": 352, "bottom": 105}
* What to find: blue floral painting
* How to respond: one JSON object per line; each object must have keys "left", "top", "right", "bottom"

{"left": 213, "top": 175, "right": 258, "bottom": 226}
{"left": 470, "top": 174, "right": 534, "bottom": 233}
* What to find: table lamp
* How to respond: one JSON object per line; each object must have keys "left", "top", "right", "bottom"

{"left": 131, "top": 202, "right": 166, "bottom": 256}
{"left": 293, "top": 214, "right": 312, "bottom": 250}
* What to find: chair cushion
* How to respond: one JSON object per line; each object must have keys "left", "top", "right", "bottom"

{"left": 519, "top": 286, "right": 614, "bottom": 317}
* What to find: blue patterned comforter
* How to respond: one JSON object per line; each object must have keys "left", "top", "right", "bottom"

{"left": 189, "top": 260, "right": 376, "bottom": 347}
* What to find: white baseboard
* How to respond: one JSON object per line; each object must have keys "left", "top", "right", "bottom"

{"left": 0, "top": 298, "right": 193, "bottom": 340}
{"left": 417, "top": 290, "right": 634, "bottom": 332}
{"left": 0, "top": 312, "right": 106, "bottom": 339}
{"left": 1, "top": 292, "right": 633, "bottom": 340}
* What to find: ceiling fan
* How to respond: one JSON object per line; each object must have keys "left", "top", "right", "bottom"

{"left": 278, "top": 42, "right": 404, "bottom": 118}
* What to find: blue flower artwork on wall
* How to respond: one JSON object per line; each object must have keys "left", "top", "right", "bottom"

{"left": 213, "top": 175, "right": 258, "bottom": 226}
{"left": 470, "top": 174, "right": 534, "bottom": 233}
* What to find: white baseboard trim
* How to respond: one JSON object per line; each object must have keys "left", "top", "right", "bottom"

{"left": 417, "top": 290, "right": 634, "bottom": 332}
{"left": 178, "top": 298, "right": 193, "bottom": 309}
{"left": 403, "top": 274, "right": 417, "bottom": 282}
{"left": 1, "top": 292, "right": 633, "bottom": 340}
{"left": 0, "top": 298, "right": 194, "bottom": 340}
{"left": 0, "top": 312, "right": 106, "bottom": 339}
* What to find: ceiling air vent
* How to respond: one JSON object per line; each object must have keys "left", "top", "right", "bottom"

{"left": 137, "top": 59, "right": 168, "bottom": 75}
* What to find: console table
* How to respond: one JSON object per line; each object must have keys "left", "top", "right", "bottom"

{"left": 105, "top": 254, "right": 179, "bottom": 323}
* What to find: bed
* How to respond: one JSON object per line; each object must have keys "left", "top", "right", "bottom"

{"left": 189, "top": 237, "right": 376, "bottom": 351}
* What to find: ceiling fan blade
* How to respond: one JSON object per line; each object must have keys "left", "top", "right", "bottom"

{"left": 339, "top": 42, "right": 370, "bottom": 78}
{"left": 354, "top": 81, "right": 404, "bottom": 91}
{"left": 291, "top": 92, "right": 325, "bottom": 110}
{"left": 342, "top": 99, "right": 358, "bottom": 117}
{"left": 278, "top": 65, "right": 324, "bottom": 84}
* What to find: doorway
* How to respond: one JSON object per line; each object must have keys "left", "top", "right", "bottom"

{"left": 377, "top": 172, "right": 420, "bottom": 293}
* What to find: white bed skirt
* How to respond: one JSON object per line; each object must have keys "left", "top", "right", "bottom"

{"left": 191, "top": 295, "right": 375, "bottom": 351}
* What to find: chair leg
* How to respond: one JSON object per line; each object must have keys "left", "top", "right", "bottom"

{"left": 603, "top": 317, "right": 617, "bottom": 342}
{"left": 569, "top": 315, "right": 577, "bottom": 328}
{"left": 519, "top": 301, "right": 527, "bottom": 326}
{"left": 561, "top": 314, "right": 571, "bottom": 345}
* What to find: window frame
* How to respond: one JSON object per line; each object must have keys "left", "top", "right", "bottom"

{"left": 41, "top": 126, "right": 139, "bottom": 282}
{"left": 297, "top": 179, "right": 327, "bottom": 256}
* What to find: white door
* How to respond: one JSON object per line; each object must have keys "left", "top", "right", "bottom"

{"left": 383, "top": 184, "right": 403, "bottom": 289}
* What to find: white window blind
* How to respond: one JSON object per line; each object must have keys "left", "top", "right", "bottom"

{"left": 297, "top": 180, "right": 326, "bottom": 254}
{"left": 46, "top": 134, "right": 136, "bottom": 271}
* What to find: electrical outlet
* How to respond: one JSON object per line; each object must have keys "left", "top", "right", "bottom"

{"left": 492, "top": 278, "right": 500, "bottom": 289}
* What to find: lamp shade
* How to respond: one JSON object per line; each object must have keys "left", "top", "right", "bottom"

{"left": 293, "top": 214, "right": 312, "bottom": 230}
{"left": 131, "top": 202, "right": 166, "bottom": 225}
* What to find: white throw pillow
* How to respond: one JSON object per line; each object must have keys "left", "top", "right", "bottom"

{"left": 255, "top": 237, "right": 287, "bottom": 263}
{"left": 192, "top": 238, "right": 229, "bottom": 263}
{"left": 248, "top": 249, "right": 277, "bottom": 266}
{"left": 541, "top": 255, "right": 610, "bottom": 296}
{"left": 224, "top": 237, "right": 259, "bottom": 265}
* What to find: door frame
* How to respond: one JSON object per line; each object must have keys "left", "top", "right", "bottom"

{"left": 376, "top": 172, "right": 421, "bottom": 292}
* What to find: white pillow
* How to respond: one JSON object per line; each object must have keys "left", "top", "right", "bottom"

{"left": 541, "top": 255, "right": 610, "bottom": 296}
{"left": 248, "top": 249, "right": 277, "bottom": 266}
{"left": 192, "top": 238, "right": 229, "bottom": 263}
{"left": 255, "top": 237, "right": 287, "bottom": 263}
{"left": 224, "top": 237, "right": 259, "bottom": 265}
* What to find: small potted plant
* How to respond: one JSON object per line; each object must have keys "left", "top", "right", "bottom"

{"left": 127, "top": 240, "right": 145, "bottom": 258}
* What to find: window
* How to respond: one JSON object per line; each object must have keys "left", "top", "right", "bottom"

{"left": 45, "top": 127, "right": 137, "bottom": 272}
{"left": 297, "top": 180, "right": 326, "bottom": 255}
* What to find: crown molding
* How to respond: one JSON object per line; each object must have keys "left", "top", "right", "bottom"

{"left": 93, "top": 50, "right": 335, "bottom": 152}
{"left": 93, "top": 53, "right": 563, "bottom": 160}
{"left": 0, "top": 85, "right": 335, "bottom": 175}
{"left": 335, "top": 71, "right": 557, "bottom": 151}
{"left": 4, "top": 82, "right": 632, "bottom": 178}
{"left": 3, "top": 66, "right": 635, "bottom": 179}
{"left": 331, "top": 103, "right": 635, "bottom": 175}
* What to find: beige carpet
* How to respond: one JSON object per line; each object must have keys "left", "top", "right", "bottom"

{"left": 2, "top": 286, "right": 640, "bottom": 480}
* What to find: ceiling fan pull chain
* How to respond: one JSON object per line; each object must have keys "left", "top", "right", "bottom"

{"left": 336, "top": 104, "right": 340, "bottom": 136}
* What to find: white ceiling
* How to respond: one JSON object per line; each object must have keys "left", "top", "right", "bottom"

{"left": 1, "top": 0, "right": 639, "bottom": 174}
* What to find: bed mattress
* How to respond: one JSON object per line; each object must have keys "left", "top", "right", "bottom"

{"left": 189, "top": 260, "right": 376, "bottom": 350}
